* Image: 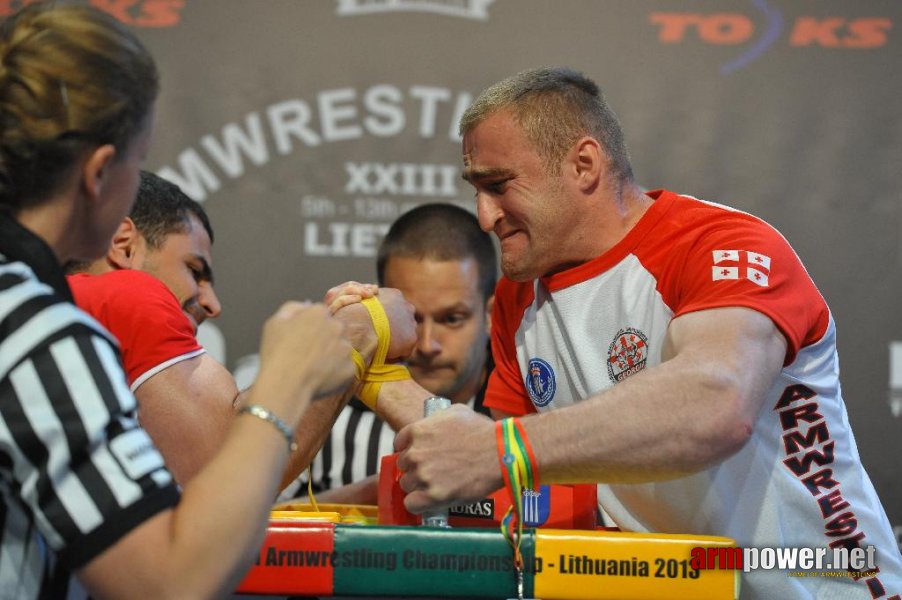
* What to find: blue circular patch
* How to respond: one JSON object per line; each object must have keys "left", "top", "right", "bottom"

{"left": 525, "top": 358, "right": 556, "bottom": 407}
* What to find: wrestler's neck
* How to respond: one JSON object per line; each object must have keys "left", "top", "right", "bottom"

{"left": 544, "top": 182, "right": 652, "bottom": 277}
{"left": 82, "top": 256, "right": 120, "bottom": 275}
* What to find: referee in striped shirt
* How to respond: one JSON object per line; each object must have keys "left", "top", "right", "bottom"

{"left": 0, "top": 4, "right": 369, "bottom": 598}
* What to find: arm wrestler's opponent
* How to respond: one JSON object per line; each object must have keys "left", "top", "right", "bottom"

{"left": 372, "top": 67, "right": 902, "bottom": 600}
{"left": 69, "top": 172, "right": 416, "bottom": 488}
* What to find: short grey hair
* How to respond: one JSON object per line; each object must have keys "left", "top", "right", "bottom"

{"left": 460, "top": 67, "right": 633, "bottom": 182}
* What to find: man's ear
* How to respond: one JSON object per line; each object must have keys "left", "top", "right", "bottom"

{"left": 81, "top": 143, "right": 117, "bottom": 202}
{"left": 568, "top": 136, "right": 603, "bottom": 193}
{"left": 107, "top": 217, "right": 141, "bottom": 269}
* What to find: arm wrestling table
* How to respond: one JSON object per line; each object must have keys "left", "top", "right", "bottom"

{"left": 235, "top": 456, "right": 739, "bottom": 599}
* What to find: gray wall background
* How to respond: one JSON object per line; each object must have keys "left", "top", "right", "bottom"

{"left": 41, "top": 1, "right": 900, "bottom": 541}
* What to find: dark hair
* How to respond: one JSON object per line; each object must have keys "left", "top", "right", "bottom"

{"left": 0, "top": 2, "right": 158, "bottom": 210}
{"left": 377, "top": 203, "right": 497, "bottom": 301}
{"left": 132, "top": 171, "right": 214, "bottom": 248}
{"left": 460, "top": 66, "right": 633, "bottom": 182}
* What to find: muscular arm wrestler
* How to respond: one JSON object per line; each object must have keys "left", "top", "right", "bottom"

{"left": 378, "top": 67, "right": 901, "bottom": 600}
{"left": 70, "top": 172, "right": 416, "bottom": 488}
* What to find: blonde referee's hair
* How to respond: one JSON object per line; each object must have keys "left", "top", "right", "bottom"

{"left": 0, "top": 2, "right": 157, "bottom": 210}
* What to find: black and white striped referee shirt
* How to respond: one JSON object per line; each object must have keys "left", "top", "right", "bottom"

{"left": 0, "top": 213, "right": 179, "bottom": 599}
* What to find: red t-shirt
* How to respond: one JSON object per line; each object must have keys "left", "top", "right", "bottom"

{"left": 479, "top": 191, "right": 902, "bottom": 600}
{"left": 68, "top": 270, "right": 204, "bottom": 391}
{"left": 485, "top": 189, "right": 829, "bottom": 416}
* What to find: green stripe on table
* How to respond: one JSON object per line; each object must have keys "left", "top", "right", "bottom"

{"left": 332, "top": 525, "right": 535, "bottom": 597}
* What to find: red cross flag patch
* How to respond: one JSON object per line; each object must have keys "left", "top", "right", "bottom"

{"left": 711, "top": 250, "right": 771, "bottom": 287}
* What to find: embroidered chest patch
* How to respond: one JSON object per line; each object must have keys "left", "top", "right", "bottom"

{"left": 607, "top": 327, "right": 649, "bottom": 383}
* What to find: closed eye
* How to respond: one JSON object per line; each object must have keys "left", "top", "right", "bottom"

{"left": 187, "top": 255, "right": 214, "bottom": 284}
{"left": 485, "top": 179, "right": 508, "bottom": 194}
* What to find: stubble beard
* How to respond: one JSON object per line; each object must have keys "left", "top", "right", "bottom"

{"left": 501, "top": 249, "right": 541, "bottom": 282}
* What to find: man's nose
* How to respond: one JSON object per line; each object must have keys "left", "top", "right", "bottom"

{"left": 416, "top": 320, "right": 441, "bottom": 356}
{"left": 198, "top": 281, "right": 222, "bottom": 319}
{"left": 476, "top": 193, "right": 503, "bottom": 233}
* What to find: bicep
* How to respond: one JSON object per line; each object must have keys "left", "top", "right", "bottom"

{"left": 136, "top": 353, "right": 238, "bottom": 484}
{"left": 665, "top": 306, "right": 788, "bottom": 418}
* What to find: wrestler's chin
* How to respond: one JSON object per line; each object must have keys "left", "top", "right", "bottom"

{"left": 500, "top": 255, "right": 540, "bottom": 282}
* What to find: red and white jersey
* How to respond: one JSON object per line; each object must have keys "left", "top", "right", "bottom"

{"left": 68, "top": 270, "right": 205, "bottom": 392}
{"left": 485, "top": 190, "right": 901, "bottom": 599}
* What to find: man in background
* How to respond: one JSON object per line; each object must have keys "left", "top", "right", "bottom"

{"left": 284, "top": 203, "right": 497, "bottom": 503}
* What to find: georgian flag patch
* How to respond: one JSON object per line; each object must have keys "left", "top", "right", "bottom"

{"left": 712, "top": 250, "right": 771, "bottom": 287}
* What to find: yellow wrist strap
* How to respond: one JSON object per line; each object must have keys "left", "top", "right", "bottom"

{"left": 359, "top": 365, "right": 411, "bottom": 409}
{"left": 350, "top": 348, "right": 366, "bottom": 382}
{"left": 357, "top": 297, "right": 410, "bottom": 409}
{"left": 363, "top": 297, "right": 390, "bottom": 365}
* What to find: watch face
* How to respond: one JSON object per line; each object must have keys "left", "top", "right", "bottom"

{"left": 424, "top": 396, "right": 452, "bottom": 416}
